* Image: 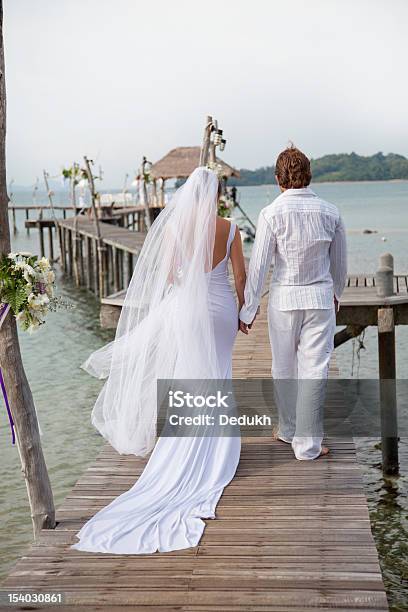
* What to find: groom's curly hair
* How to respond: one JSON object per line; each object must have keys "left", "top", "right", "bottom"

{"left": 275, "top": 144, "right": 312, "bottom": 189}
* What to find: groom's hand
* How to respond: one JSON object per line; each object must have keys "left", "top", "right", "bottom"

{"left": 249, "top": 306, "right": 260, "bottom": 329}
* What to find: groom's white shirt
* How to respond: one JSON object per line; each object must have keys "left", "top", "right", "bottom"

{"left": 239, "top": 187, "right": 347, "bottom": 324}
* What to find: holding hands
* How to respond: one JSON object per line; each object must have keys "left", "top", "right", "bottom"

{"left": 239, "top": 306, "right": 259, "bottom": 335}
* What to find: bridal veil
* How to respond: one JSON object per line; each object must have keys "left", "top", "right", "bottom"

{"left": 82, "top": 167, "right": 222, "bottom": 456}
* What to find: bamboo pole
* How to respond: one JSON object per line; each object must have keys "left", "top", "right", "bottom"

{"left": 0, "top": 2, "right": 55, "bottom": 537}
{"left": 43, "top": 170, "right": 59, "bottom": 263}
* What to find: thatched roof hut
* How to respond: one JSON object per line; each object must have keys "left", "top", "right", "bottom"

{"left": 150, "top": 146, "right": 240, "bottom": 180}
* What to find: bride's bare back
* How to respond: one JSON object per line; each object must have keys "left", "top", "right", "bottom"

{"left": 213, "top": 216, "right": 246, "bottom": 309}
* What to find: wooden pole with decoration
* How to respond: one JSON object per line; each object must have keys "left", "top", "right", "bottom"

{"left": 0, "top": 2, "right": 56, "bottom": 537}
{"left": 199, "top": 115, "right": 226, "bottom": 171}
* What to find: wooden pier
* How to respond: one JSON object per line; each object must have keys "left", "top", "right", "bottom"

{"left": 0, "top": 294, "right": 388, "bottom": 610}
{"left": 57, "top": 216, "right": 146, "bottom": 297}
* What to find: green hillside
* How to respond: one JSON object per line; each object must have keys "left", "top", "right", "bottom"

{"left": 230, "top": 152, "right": 408, "bottom": 186}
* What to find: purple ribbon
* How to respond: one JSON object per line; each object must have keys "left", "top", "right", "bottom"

{"left": 0, "top": 367, "right": 15, "bottom": 444}
{"left": 0, "top": 303, "right": 16, "bottom": 445}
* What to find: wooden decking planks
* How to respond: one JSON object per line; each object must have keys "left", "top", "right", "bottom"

{"left": 59, "top": 216, "right": 147, "bottom": 255}
{"left": 1, "top": 295, "right": 388, "bottom": 610}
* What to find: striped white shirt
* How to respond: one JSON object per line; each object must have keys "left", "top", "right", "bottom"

{"left": 240, "top": 187, "right": 347, "bottom": 323}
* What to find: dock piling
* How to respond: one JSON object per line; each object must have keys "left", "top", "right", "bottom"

{"left": 376, "top": 253, "right": 399, "bottom": 476}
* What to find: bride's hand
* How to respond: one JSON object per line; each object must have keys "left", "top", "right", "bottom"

{"left": 239, "top": 320, "right": 249, "bottom": 334}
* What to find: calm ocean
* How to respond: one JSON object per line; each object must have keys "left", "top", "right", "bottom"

{"left": 1, "top": 180, "right": 407, "bottom": 609}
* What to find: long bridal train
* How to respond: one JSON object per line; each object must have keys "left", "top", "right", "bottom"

{"left": 72, "top": 435, "right": 240, "bottom": 554}
{"left": 72, "top": 169, "right": 242, "bottom": 554}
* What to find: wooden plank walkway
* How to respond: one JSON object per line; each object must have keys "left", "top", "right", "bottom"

{"left": 0, "top": 295, "right": 388, "bottom": 610}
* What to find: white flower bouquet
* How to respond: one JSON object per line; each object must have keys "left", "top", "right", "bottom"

{"left": 0, "top": 252, "right": 72, "bottom": 333}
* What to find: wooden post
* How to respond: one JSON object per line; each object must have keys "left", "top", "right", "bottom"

{"left": 376, "top": 266, "right": 394, "bottom": 297}
{"left": 86, "top": 236, "right": 92, "bottom": 290}
{"left": 141, "top": 156, "right": 152, "bottom": 230}
{"left": 92, "top": 238, "right": 99, "bottom": 295}
{"left": 376, "top": 253, "right": 398, "bottom": 475}
{"left": 37, "top": 221, "right": 45, "bottom": 258}
{"left": 152, "top": 179, "right": 158, "bottom": 207}
{"left": 378, "top": 307, "right": 399, "bottom": 475}
{"left": 59, "top": 226, "right": 66, "bottom": 271}
{"left": 11, "top": 205, "right": 16, "bottom": 234}
{"left": 25, "top": 207, "right": 29, "bottom": 235}
{"left": 208, "top": 119, "right": 218, "bottom": 166}
{"left": 79, "top": 235, "right": 85, "bottom": 283}
{"left": 0, "top": 3, "right": 55, "bottom": 537}
{"left": 199, "top": 115, "right": 213, "bottom": 166}
{"left": 43, "top": 170, "right": 60, "bottom": 264}
{"left": 114, "top": 249, "right": 119, "bottom": 289}
{"left": 160, "top": 179, "right": 166, "bottom": 207}
{"left": 43, "top": 170, "right": 57, "bottom": 222}
{"left": 126, "top": 252, "right": 133, "bottom": 287}
{"left": 48, "top": 226, "right": 54, "bottom": 261}
{"left": 71, "top": 163, "right": 82, "bottom": 287}
{"left": 84, "top": 156, "right": 107, "bottom": 297}
{"left": 67, "top": 229, "right": 73, "bottom": 277}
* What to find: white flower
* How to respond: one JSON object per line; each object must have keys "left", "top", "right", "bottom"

{"left": 47, "top": 270, "right": 55, "bottom": 284}
{"left": 27, "top": 321, "right": 40, "bottom": 334}
{"left": 17, "top": 251, "right": 33, "bottom": 258}
{"left": 28, "top": 293, "right": 50, "bottom": 310}
{"left": 37, "top": 257, "right": 50, "bottom": 272}
{"left": 8, "top": 252, "right": 17, "bottom": 260}
{"left": 24, "top": 263, "right": 35, "bottom": 274}
{"left": 23, "top": 268, "right": 35, "bottom": 283}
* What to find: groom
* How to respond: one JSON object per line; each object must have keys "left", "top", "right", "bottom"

{"left": 239, "top": 145, "right": 347, "bottom": 460}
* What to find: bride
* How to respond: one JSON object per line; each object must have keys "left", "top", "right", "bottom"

{"left": 72, "top": 167, "right": 247, "bottom": 554}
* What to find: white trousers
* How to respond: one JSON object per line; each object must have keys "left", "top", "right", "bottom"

{"left": 268, "top": 306, "right": 336, "bottom": 460}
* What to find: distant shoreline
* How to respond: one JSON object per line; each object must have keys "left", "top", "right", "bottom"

{"left": 236, "top": 178, "right": 408, "bottom": 188}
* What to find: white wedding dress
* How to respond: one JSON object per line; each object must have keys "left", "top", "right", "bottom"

{"left": 72, "top": 220, "right": 241, "bottom": 554}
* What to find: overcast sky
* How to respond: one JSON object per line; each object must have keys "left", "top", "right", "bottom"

{"left": 4, "top": 0, "right": 408, "bottom": 186}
